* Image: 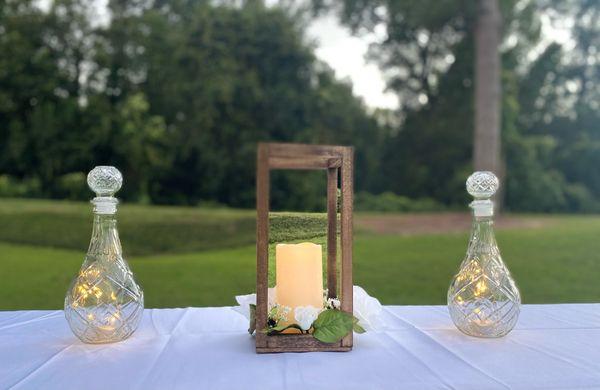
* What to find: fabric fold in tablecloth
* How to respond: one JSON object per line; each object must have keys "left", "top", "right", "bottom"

{"left": 1, "top": 304, "right": 600, "bottom": 390}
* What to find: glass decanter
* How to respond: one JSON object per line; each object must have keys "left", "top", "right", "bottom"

{"left": 447, "top": 171, "right": 520, "bottom": 338}
{"left": 64, "top": 166, "right": 144, "bottom": 344}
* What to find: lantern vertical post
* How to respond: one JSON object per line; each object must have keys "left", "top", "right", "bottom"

{"left": 255, "top": 143, "right": 270, "bottom": 350}
{"left": 326, "top": 167, "right": 338, "bottom": 299}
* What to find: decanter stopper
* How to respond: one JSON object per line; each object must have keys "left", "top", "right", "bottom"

{"left": 87, "top": 166, "right": 122, "bottom": 215}
{"left": 88, "top": 165, "right": 122, "bottom": 197}
{"left": 64, "top": 166, "right": 144, "bottom": 344}
{"left": 466, "top": 171, "right": 498, "bottom": 217}
{"left": 447, "top": 171, "right": 521, "bottom": 338}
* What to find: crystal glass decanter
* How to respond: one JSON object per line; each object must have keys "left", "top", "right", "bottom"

{"left": 447, "top": 171, "right": 521, "bottom": 338}
{"left": 64, "top": 166, "right": 144, "bottom": 344}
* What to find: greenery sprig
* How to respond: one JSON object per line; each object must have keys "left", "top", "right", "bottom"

{"left": 261, "top": 306, "right": 365, "bottom": 343}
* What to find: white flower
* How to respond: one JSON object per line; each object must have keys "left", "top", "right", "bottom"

{"left": 233, "top": 286, "right": 385, "bottom": 333}
{"left": 232, "top": 293, "right": 255, "bottom": 321}
{"left": 327, "top": 297, "right": 341, "bottom": 310}
{"left": 294, "top": 305, "right": 321, "bottom": 331}
{"left": 353, "top": 285, "right": 385, "bottom": 332}
{"left": 232, "top": 287, "right": 277, "bottom": 321}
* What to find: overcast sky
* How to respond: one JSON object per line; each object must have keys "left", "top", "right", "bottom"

{"left": 306, "top": 15, "right": 398, "bottom": 110}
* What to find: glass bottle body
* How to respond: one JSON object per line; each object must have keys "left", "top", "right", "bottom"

{"left": 64, "top": 213, "right": 144, "bottom": 344}
{"left": 447, "top": 216, "right": 520, "bottom": 338}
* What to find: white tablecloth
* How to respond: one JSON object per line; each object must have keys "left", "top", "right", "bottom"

{"left": 1, "top": 304, "right": 600, "bottom": 390}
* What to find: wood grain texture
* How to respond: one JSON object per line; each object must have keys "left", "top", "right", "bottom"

{"left": 255, "top": 143, "right": 270, "bottom": 349}
{"left": 256, "top": 334, "right": 351, "bottom": 353}
{"left": 267, "top": 143, "right": 344, "bottom": 158}
{"left": 340, "top": 146, "right": 354, "bottom": 348}
{"left": 269, "top": 156, "right": 341, "bottom": 170}
{"left": 255, "top": 142, "right": 353, "bottom": 353}
{"left": 327, "top": 167, "right": 338, "bottom": 299}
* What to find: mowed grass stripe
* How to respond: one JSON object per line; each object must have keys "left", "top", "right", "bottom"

{"left": 1, "top": 213, "right": 599, "bottom": 309}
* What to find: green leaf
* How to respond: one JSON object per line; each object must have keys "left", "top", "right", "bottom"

{"left": 352, "top": 316, "right": 366, "bottom": 334}
{"left": 312, "top": 309, "right": 354, "bottom": 343}
{"left": 248, "top": 304, "right": 256, "bottom": 335}
{"left": 262, "top": 323, "right": 304, "bottom": 334}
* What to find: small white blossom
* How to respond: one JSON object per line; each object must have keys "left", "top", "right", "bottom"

{"left": 269, "top": 304, "right": 291, "bottom": 324}
{"left": 294, "top": 305, "right": 321, "bottom": 331}
{"left": 327, "top": 297, "right": 341, "bottom": 310}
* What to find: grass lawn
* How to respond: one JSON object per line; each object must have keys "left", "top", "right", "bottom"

{"left": 0, "top": 198, "right": 256, "bottom": 255}
{"left": 0, "top": 198, "right": 599, "bottom": 310}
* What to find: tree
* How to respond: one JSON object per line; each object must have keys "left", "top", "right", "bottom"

{"left": 0, "top": 0, "right": 386, "bottom": 208}
{"left": 311, "top": 0, "right": 600, "bottom": 212}
{"left": 0, "top": 0, "right": 87, "bottom": 191}
{"left": 3, "top": 0, "right": 600, "bottom": 212}
{"left": 473, "top": 0, "right": 502, "bottom": 176}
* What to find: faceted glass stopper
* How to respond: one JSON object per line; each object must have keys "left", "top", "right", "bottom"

{"left": 466, "top": 171, "right": 499, "bottom": 199}
{"left": 87, "top": 166, "right": 122, "bottom": 197}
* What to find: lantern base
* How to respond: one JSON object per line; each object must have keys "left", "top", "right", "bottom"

{"left": 256, "top": 333, "right": 352, "bottom": 353}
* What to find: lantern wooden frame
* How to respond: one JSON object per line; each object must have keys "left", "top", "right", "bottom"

{"left": 255, "top": 142, "right": 354, "bottom": 353}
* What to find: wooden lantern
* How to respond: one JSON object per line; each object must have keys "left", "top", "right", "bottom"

{"left": 255, "top": 142, "right": 354, "bottom": 353}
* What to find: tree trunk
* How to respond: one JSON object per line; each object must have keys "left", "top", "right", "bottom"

{"left": 474, "top": 0, "right": 502, "bottom": 183}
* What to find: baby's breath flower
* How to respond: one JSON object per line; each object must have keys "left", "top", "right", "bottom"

{"left": 327, "top": 297, "right": 341, "bottom": 310}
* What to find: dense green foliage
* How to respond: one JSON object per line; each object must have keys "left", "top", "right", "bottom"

{"left": 314, "top": 0, "right": 600, "bottom": 211}
{"left": 1, "top": 0, "right": 599, "bottom": 211}
{"left": 1, "top": 199, "right": 599, "bottom": 309}
{"left": 0, "top": 0, "right": 383, "bottom": 210}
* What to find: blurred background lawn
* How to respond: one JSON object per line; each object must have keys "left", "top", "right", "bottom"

{"left": 1, "top": 198, "right": 598, "bottom": 310}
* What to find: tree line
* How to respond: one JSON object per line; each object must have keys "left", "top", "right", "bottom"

{"left": 1, "top": 0, "right": 599, "bottom": 212}
{"left": 314, "top": 0, "right": 600, "bottom": 212}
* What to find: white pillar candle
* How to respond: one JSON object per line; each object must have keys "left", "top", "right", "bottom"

{"left": 276, "top": 242, "right": 323, "bottom": 324}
